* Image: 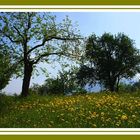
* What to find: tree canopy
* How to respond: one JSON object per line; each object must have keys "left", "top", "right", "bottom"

{"left": 0, "top": 45, "right": 12, "bottom": 90}
{"left": 77, "top": 33, "right": 140, "bottom": 92}
{"left": 0, "top": 12, "right": 82, "bottom": 96}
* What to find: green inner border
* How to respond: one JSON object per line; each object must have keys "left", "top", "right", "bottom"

{"left": 1, "top": 135, "right": 140, "bottom": 140}
{"left": 1, "top": 8, "right": 140, "bottom": 10}
{"left": 0, "top": 131, "right": 140, "bottom": 132}
{"left": 1, "top": 0, "right": 140, "bottom": 5}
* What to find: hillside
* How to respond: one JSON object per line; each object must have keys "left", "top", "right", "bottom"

{"left": 0, "top": 92, "right": 140, "bottom": 128}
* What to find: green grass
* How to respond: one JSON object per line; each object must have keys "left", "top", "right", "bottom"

{"left": 1, "top": 92, "right": 140, "bottom": 128}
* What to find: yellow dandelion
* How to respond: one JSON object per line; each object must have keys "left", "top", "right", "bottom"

{"left": 91, "top": 112, "right": 97, "bottom": 118}
{"left": 121, "top": 115, "right": 128, "bottom": 121}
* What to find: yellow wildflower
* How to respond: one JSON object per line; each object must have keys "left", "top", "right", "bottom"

{"left": 91, "top": 112, "right": 97, "bottom": 118}
{"left": 121, "top": 115, "right": 128, "bottom": 121}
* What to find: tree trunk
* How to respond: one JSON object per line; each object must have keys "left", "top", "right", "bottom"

{"left": 109, "top": 84, "right": 115, "bottom": 92}
{"left": 116, "top": 77, "right": 120, "bottom": 92}
{"left": 21, "top": 62, "right": 33, "bottom": 97}
{"left": 109, "top": 79, "right": 116, "bottom": 92}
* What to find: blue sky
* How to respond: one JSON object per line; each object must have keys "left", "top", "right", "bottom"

{"left": 3, "top": 12, "right": 140, "bottom": 94}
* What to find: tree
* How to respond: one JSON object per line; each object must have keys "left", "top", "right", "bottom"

{"left": 0, "top": 12, "right": 82, "bottom": 97}
{"left": 0, "top": 45, "right": 12, "bottom": 90}
{"left": 118, "top": 82, "right": 133, "bottom": 93}
{"left": 36, "top": 67, "right": 86, "bottom": 95}
{"left": 77, "top": 33, "right": 140, "bottom": 92}
{"left": 40, "top": 77, "right": 65, "bottom": 95}
{"left": 131, "top": 80, "right": 140, "bottom": 91}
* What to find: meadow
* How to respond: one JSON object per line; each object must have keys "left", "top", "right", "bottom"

{"left": 1, "top": 92, "right": 140, "bottom": 128}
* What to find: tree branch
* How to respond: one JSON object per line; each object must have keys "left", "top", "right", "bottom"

{"left": 0, "top": 29, "right": 21, "bottom": 43}
{"left": 27, "top": 36, "right": 48, "bottom": 55}
{"left": 5, "top": 33, "right": 21, "bottom": 43}
{"left": 33, "top": 51, "right": 81, "bottom": 65}
{"left": 24, "top": 13, "right": 32, "bottom": 41}
{"left": 33, "top": 52, "right": 64, "bottom": 64}
{"left": 27, "top": 35, "right": 82, "bottom": 55}
{"left": 3, "top": 58, "right": 24, "bottom": 76}
{"left": 13, "top": 26, "right": 25, "bottom": 40}
{"left": 27, "top": 13, "right": 31, "bottom": 31}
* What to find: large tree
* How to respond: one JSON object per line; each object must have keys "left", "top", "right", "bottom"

{"left": 0, "top": 12, "right": 81, "bottom": 97}
{"left": 77, "top": 33, "right": 140, "bottom": 92}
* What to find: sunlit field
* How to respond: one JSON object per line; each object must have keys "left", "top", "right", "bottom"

{"left": 1, "top": 92, "right": 140, "bottom": 128}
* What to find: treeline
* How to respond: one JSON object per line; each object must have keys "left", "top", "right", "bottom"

{"left": 28, "top": 75, "right": 140, "bottom": 96}
{"left": 0, "top": 12, "right": 140, "bottom": 97}
{"left": 118, "top": 81, "right": 140, "bottom": 93}
{"left": 29, "top": 68, "right": 87, "bottom": 96}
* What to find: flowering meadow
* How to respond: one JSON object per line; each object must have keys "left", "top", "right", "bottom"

{"left": 0, "top": 92, "right": 140, "bottom": 128}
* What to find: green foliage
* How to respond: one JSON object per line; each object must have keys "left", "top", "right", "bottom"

{"left": 132, "top": 80, "right": 140, "bottom": 91}
{"left": 0, "top": 12, "right": 82, "bottom": 96}
{"left": 0, "top": 93, "right": 15, "bottom": 114}
{"left": 115, "top": 81, "right": 140, "bottom": 93}
{"left": 29, "top": 84, "right": 41, "bottom": 95}
{"left": 0, "top": 46, "right": 12, "bottom": 90}
{"left": 0, "top": 12, "right": 82, "bottom": 76}
{"left": 118, "top": 82, "right": 133, "bottom": 93}
{"left": 1, "top": 93, "right": 140, "bottom": 128}
{"left": 77, "top": 33, "right": 140, "bottom": 92}
{"left": 30, "top": 68, "right": 86, "bottom": 95}
{"left": 40, "top": 78, "right": 65, "bottom": 95}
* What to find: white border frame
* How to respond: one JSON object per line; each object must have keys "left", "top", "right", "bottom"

{"left": 0, "top": 5, "right": 140, "bottom": 135}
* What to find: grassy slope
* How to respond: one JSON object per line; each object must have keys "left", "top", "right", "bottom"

{"left": 0, "top": 92, "right": 140, "bottom": 128}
